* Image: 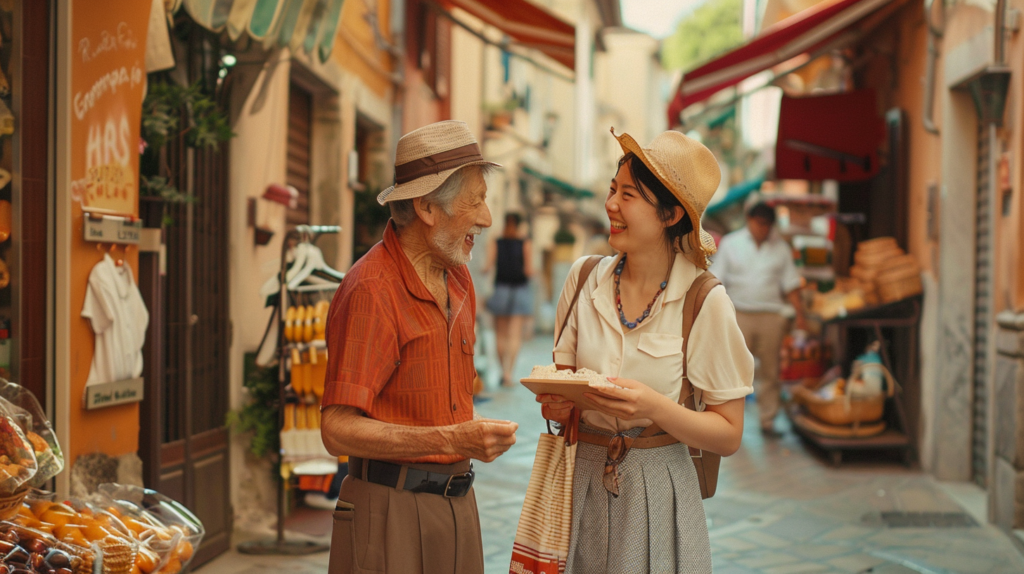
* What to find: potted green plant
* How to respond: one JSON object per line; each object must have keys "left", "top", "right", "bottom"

{"left": 139, "top": 80, "right": 234, "bottom": 227}
{"left": 553, "top": 226, "right": 576, "bottom": 262}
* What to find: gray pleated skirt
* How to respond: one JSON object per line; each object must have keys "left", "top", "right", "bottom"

{"left": 565, "top": 425, "right": 712, "bottom": 574}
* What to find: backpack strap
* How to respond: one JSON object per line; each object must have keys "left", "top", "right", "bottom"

{"left": 553, "top": 255, "right": 603, "bottom": 364}
{"left": 638, "top": 271, "right": 721, "bottom": 439}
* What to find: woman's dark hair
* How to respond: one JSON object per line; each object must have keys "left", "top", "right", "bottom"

{"left": 505, "top": 212, "right": 522, "bottom": 227}
{"left": 617, "top": 152, "right": 694, "bottom": 249}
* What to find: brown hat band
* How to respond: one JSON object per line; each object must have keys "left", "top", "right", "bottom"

{"left": 395, "top": 143, "right": 484, "bottom": 185}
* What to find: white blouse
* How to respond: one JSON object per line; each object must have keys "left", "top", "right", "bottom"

{"left": 553, "top": 252, "right": 755, "bottom": 432}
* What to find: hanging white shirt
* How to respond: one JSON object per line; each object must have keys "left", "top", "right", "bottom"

{"left": 553, "top": 253, "right": 754, "bottom": 432}
{"left": 81, "top": 254, "right": 150, "bottom": 386}
{"left": 709, "top": 227, "right": 802, "bottom": 314}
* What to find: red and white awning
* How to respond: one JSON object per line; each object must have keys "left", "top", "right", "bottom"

{"left": 448, "top": 0, "right": 576, "bottom": 70}
{"left": 667, "top": 0, "right": 906, "bottom": 126}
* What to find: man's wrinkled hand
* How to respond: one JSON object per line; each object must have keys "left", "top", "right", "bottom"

{"left": 450, "top": 419, "right": 518, "bottom": 462}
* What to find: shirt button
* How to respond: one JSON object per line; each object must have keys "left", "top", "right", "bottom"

{"left": 462, "top": 339, "right": 467, "bottom": 345}
{"left": 452, "top": 404, "right": 458, "bottom": 411}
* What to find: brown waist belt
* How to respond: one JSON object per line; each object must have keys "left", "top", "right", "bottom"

{"left": 578, "top": 431, "right": 679, "bottom": 450}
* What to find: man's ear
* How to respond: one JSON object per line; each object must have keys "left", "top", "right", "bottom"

{"left": 414, "top": 197, "right": 437, "bottom": 227}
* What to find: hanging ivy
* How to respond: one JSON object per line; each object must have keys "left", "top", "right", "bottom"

{"left": 226, "top": 353, "right": 281, "bottom": 460}
{"left": 139, "top": 81, "right": 234, "bottom": 202}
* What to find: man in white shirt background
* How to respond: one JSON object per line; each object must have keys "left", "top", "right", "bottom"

{"left": 710, "top": 202, "right": 806, "bottom": 438}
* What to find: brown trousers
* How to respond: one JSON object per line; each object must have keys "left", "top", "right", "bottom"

{"left": 736, "top": 311, "right": 788, "bottom": 429}
{"left": 329, "top": 459, "right": 484, "bottom": 574}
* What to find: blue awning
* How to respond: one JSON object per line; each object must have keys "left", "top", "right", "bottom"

{"left": 183, "top": 0, "right": 344, "bottom": 62}
{"left": 705, "top": 177, "right": 764, "bottom": 216}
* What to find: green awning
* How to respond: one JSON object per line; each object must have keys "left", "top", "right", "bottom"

{"left": 182, "top": 0, "right": 344, "bottom": 62}
{"left": 521, "top": 165, "right": 595, "bottom": 199}
{"left": 705, "top": 177, "right": 764, "bottom": 216}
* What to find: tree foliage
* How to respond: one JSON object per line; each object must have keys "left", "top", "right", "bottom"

{"left": 661, "top": 0, "right": 744, "bottom": 72}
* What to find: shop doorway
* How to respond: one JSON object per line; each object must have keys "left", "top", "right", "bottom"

{"left": 136, "top": 17, "right": 232, "bottom": 568}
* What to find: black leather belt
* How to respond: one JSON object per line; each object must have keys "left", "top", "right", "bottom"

{"left": 350, "top": 458, "right": 475, "bottom": 498}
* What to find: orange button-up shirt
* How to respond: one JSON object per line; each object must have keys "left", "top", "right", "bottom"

{"left": 322, "top": 220, "right": 476, "bottom": 464}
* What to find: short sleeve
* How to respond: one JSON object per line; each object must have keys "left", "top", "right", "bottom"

{"left": 81, "top": 273, "right": 113, "bottom": 335}
{"left": 779, "top": 244, "right": 802, "bottom": 294}
{"left": 321, "top": 279, "right": 400, "bottom": 413}
{"left": 552, "top": 257, "right": 591, "bottom": 367}
{"left": 686, "top": 285, "right": 754, "bottom": 405}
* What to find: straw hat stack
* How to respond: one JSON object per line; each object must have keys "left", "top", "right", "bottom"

{"left": 849, "top": 237, "right": 922, "bottom": 304}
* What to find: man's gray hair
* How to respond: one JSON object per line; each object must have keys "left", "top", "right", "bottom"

{"left": 390, "top": 164, "right": 495, "bottom": 226}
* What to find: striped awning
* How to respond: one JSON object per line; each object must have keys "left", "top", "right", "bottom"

{"left": 183, "top": 0, "right": 345, "bottom": 62}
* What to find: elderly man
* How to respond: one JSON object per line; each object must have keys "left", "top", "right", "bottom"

{"left": 321, "top": 121, "right": 518, "bottom": 574}
{"left": 710, "top": 202, "right": 806, "bottom": 438}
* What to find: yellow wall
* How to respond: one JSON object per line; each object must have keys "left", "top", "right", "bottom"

{"left": 332, "top": 0, "right": 394, "bottom": 98}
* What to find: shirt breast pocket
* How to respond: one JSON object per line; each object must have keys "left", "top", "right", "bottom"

{"left": 636, "top": 333, "right": 685, "bottom": 376}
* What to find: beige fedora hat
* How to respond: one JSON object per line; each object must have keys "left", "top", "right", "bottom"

{"left": 377, "top": 120, "right": 501, "bottom": 205}
{"left": 611, "top": 128, "right": 721, "bottom": 270}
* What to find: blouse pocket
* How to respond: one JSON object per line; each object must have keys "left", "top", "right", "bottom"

{"left": 637, "top": 333, "right": 684, "bottom": 358}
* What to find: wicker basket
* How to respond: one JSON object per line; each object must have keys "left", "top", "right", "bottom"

{"left": 878, "top": 273, "right": 923, "bottom": 303}
{"left": 791, "top": 365, "right": 895, "bottom": 426}
{"left": 99, "top": 537, "right": 137, "bottom": 574}
{"left": 877, "top": 254, "right": 917, "bottom": 273}
{"left": 0, "top": 486, "right": 28, "bottom": 521}
{"left": 854, "top": 247, "right": 902, "bottom": 269}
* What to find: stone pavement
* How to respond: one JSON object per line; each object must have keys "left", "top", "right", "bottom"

{"left": 199, "top": 334, "right": 1024, "bottom": 573}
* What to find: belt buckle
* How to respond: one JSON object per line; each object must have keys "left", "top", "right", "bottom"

{"left": 444, "top": 467, "right": 475, "bottom": 498}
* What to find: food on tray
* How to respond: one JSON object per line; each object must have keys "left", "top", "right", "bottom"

{"left": 527, "top": 364, "right": 622, "bottom": 390}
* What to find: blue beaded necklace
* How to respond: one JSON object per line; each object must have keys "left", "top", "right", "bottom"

{"left": 614, "top": 255, "right": 668, "bottom": 329}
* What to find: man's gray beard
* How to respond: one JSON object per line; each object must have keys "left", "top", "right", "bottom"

{"left": 432, "top": 225, "right": 474, "bottom": 267}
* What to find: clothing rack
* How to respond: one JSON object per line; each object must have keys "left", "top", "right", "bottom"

{"left": 238, "top": 225, "right": 341, "bottom": 556}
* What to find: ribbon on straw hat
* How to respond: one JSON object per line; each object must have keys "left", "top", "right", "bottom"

{"left": 610, "top": 127, "right": 721, "bottom": 270}
{"left": 378, "top": 120, "right": 501, "bottom": 205}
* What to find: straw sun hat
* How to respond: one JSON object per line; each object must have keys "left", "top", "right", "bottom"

{"left": 377, "top": 120, "right": 501, "bottom": 205}
{"left": 611, "top": 128, "right": 722, "bottom": 270}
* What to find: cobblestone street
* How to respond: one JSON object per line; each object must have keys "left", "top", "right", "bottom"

{"left": 202, "top": 335, "right": 1024, "bottom": 573}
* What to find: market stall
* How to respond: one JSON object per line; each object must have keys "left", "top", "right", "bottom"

{"left": 0, "top": 379, "right": 204, "bottom": 573}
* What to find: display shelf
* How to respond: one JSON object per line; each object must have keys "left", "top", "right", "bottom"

{"left": 795, "top": 294, "right": 922, "bottom": 468}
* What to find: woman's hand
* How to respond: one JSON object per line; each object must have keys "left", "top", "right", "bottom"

{"left": 536, "top": 394, "right": 573, "bottom": 425}
{"left": 583, "top": 377, "right": 669, "bottom": 421}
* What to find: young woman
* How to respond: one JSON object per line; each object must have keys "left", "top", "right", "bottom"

{"left": 483, "top": 212, "right": 534, "bottom": 386}
{"left": 537, "top": 130, "right": 754, "bottom": 573}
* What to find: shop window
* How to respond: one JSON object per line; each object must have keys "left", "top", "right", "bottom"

{"left": 286, "top": 84, "right": 313, "bottom": 226}
{"left": 419, "top": 5, "right": 450, "bottom": 99}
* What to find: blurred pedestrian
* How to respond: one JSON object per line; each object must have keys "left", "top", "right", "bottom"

{"left": 582, "top": 220, "right": 616, "bottom": 256}
{"left": 483, "top": 212, "right": 534, "bottom": 387}
{"left": 709, "top": 201, "right": 807, "bottom": 438}
{"left": 320, "top": 121, "right": 518, "bottom": 574}
{"left": 537, "top": 130, "right": 754, "bottom": 573}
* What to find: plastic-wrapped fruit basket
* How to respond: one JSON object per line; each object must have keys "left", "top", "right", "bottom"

{"left": 97, "top": 484, "right": 204, "bottom": 573}
{"left": 0, "top": 411, "right": 37, "bottom": 504}
{"left": 0, "top": 380, "right": 64, "bottom": 488}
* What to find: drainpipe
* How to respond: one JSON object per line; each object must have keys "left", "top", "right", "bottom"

{"left": 390, "top": 0, "right": 407, "bottom": 146}
{"left": 922, "top": 0, "right": 943, "bottom": 134}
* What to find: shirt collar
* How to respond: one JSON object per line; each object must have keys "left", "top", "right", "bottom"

{"left": 590, "top": 251, "right": 698, "bottom": 328}
{"left": 382, "top": 220, "right": 471, "bottom": 322}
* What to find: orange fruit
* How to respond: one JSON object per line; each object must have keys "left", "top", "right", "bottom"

{"left": 81, "top": 523, "right": 111, "bottom": 542}
{"left": 176, "top": 539, "right": 194, "bottom": 560}
{"left": 136, "top": 547, "right": 159, "bottom": 573}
